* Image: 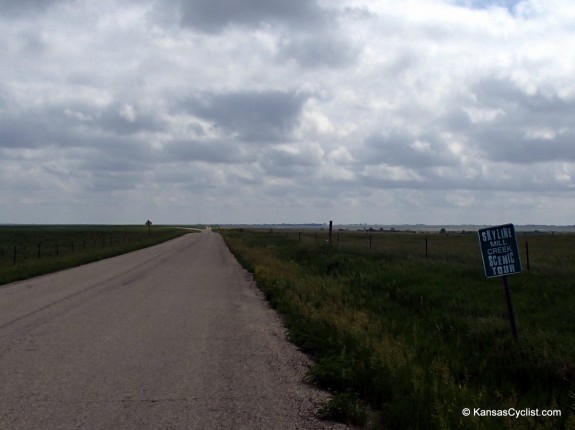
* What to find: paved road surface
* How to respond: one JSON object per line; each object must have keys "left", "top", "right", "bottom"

{"left": 0, "top": 231, "right": 348, "bottom": 429}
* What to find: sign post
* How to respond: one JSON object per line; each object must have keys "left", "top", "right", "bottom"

{"left": 478, "top": 224, "right": 522, "bottom": 340}
{"left": 501, "top": 275, "right": 518, "bottom": 340}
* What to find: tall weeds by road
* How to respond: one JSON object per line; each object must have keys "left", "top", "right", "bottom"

{"left": 223, "top": 229, "right": 575, "bottom": 430}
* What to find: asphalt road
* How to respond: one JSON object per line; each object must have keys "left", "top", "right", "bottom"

{"left": 0, "top": 231, "right": 349, "bottom": 429}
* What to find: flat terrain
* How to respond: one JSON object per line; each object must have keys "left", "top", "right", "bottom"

{"left": 0, "top": 231, "right": 347, "bottom": 429}
{"left": 222, "top": 229, "right": 575, "bottom": 429}
{"left": 0, "top": 225, "right": 188, "bottom": 285}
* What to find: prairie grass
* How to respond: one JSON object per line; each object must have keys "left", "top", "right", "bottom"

{"left": 223, "top": 229, "right": 575, "bottom": 430}
{"left": 0, "top": 225, "right": 189, "bottom": 285}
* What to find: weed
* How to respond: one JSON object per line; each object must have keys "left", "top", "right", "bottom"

{"left": 223, "top": 229, "right": 575, "bottom": 430}
{"left": 0, "top": 225, "right": 189, "bottom": 285}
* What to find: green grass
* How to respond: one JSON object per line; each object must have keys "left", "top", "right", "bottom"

{"left": 0, "top": 225, "right": 191, "bottom": 285}
{"left": 222, "top": 228, "right": 575, "bottom": 430}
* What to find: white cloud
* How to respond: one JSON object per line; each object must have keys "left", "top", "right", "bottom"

{"left": 1, "top": 0, "right": 575, "bottom": 224}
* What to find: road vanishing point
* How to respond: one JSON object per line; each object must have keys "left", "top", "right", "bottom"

{"left": 0, "top": 231, "right": 349, "bottom": 429}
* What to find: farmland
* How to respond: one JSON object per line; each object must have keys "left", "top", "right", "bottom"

{"left": 0, "top": 225, "right": 190, "bottom": 285}
{"left": 222, "top": 228, "right": 575, "bottom": 429}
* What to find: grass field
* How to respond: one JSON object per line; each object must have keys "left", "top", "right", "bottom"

{"left": 222, "top": 228, "right": 575, "bottom": 430}
{"left": 0, "top": 225, "right": 190, "bottom": 285}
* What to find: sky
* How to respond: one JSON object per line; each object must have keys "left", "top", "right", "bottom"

{"left": 1, "top": 0, "right": 575, "bottom": 225}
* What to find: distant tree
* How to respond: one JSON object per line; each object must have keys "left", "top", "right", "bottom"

{"left": 440, "top": 228, "right": 447, "bottom": 235}
{"left": 146, "top": 220, "right": 152, "bottom": 236}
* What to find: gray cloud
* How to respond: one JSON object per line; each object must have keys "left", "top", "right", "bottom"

{"left": 86, "top": 171, "right": 144, "bottom": 194}
{"left": 0, "top": 115, "right": 39, "bottom": 149}
{"left": 0, "top": 0, "right": 62, "bottom": 18}
{"left": 162, "top": 139, "right": 256, "bottom": 164}
{"left": 258, "top": 142, "right": 324, "bottom": 179}
{"left": 473, "top": 77, "right": 575, "bottom": 117}
{"left": 468, "top": 77, "right": 575, "bottom": 163}
{"left": 178, "top": 0, "right": 324, "bottom": 32}
{"left": 452, "top": 0, "right": 523, "bottom": 13}
{"left": 98, "top": 103, "right": 166, "bottom": 136}
{"left": 0, "top": 101, "right": 165, "bottom": 150}
{"left": 182, "top": 90, "right": 309, "bottom": 142}
{"left": 176, "top": 0, "right": 360, "bottom": 70}
{"left": 473, "top": 127, "right": 575, "bottom": 163}
{"left": 0, "top": 111, "right": 71, "bottom": 149}
{"left": 2, "top": 0, "right": 575, "bottom": 224}
{"left": 355, "top": 133, "right": 460, "bottom": 168}
{"left": 278, "top": 32, "right": 359, "bottom": 68}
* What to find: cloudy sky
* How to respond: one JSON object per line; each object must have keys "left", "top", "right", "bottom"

{"left": 2, "top": 0, "right": 575, "bottom": 225}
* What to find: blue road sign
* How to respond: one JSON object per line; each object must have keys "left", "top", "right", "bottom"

{"left": 478, "top": 224, "right": 522, "bottom": 278}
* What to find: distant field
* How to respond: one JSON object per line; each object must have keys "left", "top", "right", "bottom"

{"left": 222, "top": 228, "right": 575, "bottom": 430}
{"left": 0, "top": 225, "right": 190, "bottom": 285}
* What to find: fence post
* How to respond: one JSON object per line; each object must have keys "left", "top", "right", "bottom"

{"left": 13, "top": 246, "right": 17, "bottom": 265}
{"left": 525, "top": 240, "right": 530, "bottom": 270}
{"left": 369, "top": 234, "right": 372, "bottom": 249}
{"left": 426, "top": 236, "right": 428, "bottom": 259}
